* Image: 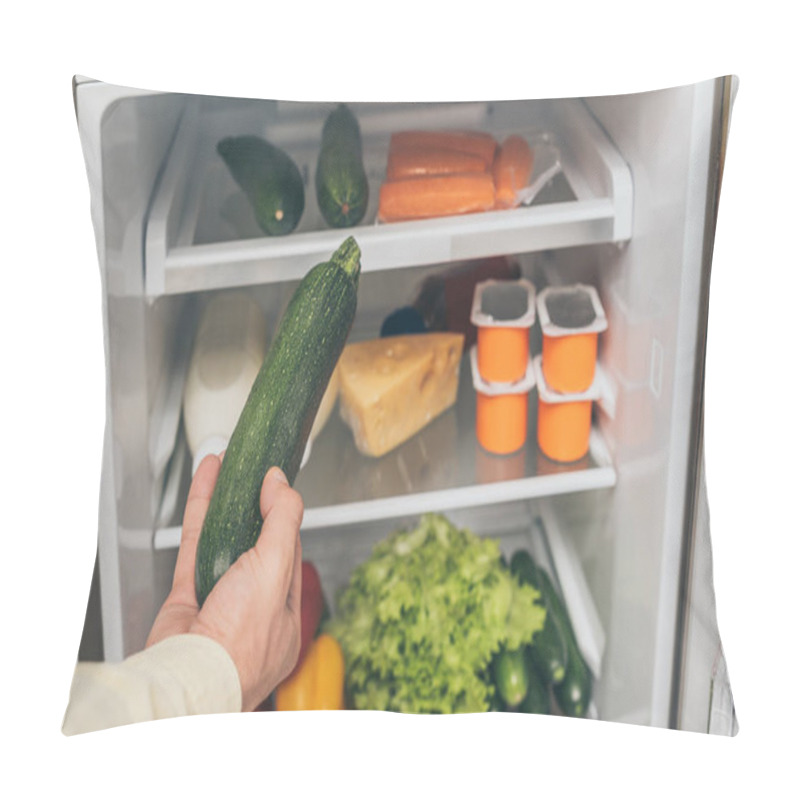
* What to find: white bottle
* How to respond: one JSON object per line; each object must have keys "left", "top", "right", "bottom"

{"left": 183, "top": 291, "right": 268, "bottom": 474}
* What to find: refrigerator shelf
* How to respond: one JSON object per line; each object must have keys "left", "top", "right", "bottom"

{"left": 144, "top": 97, "right": 632, "bottom": 297}
{"left": 293, "top": 427, "right": 615, "bottom": 533}
{"left": 153, "top": 434, "right": 614, "bottom": 548}
{"left": 153, "top": 354, "right": 617, "bottom": 548}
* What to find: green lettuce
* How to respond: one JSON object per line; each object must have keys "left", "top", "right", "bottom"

{"left": 326, "top": 513, "right": 545, "bottom": 713}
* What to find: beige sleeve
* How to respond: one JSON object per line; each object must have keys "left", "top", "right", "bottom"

{"left": 61, "top": 634, "right": 242, "bottom": 736}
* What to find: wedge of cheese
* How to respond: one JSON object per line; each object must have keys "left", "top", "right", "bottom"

{"left": 338, "top": 332, "right": 465, "bottom": 458}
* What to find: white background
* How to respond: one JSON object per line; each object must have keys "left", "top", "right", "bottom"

{"left": 3, "top": 2, "right": 797, "bottom": 797}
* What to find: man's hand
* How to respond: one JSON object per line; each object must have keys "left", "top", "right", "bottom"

{"left": 147, "top": 454, "right": 303, "bottom": 712}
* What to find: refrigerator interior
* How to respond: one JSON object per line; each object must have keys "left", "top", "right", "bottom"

{"left": 75, "top": 76, "right": 735, "bottom": 734}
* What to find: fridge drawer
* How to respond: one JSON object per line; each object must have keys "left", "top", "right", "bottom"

{"left": 298, "top": 502, "right": 603, "bottom": 718}
{"left": 144, "top": 97, "right": 633, "bottom": 297}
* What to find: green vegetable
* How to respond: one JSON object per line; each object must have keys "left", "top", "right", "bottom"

{"left": 486, "top": 689, "right": 504, "bottom": 712}
{"left": 194, "top": 237, "right": 361, "bottom": 606}
{"left": 493, "top": 647, "right": 529, "bottom": 708}
{"left": 327, "top": 514, "right": 546, "bottom": 714}
{"left": 217, "top": 135, "right": 305, "bottom": 236}
{"left": 518, "top": 656, "right": 551, "bottom": 715}
{"left": 553, "top": 648, "right": 592, "bottom": 717}
{"left": 531, "top": 557, "right": 593, "bottom": 718}
{"left": 510, "top": 550, "right": 568, "bottom": 685}
{"left": 554, "top": 640, "right": 593, "bottom": 718}
{"left": 315, "top": 104, "right": 369, "bottom": 228}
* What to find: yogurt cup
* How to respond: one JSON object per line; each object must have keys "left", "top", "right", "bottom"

{"left": 534, "top": 355, "right": 601, "bottom": 463}
{"left": 471, "top": 278, "right": 536, "bottom": 383}
{"left": 537, "top": 284, "right": 607, "bottom": 394}
{"left": 470, "top": 346, "right": 536, "bottom": 455}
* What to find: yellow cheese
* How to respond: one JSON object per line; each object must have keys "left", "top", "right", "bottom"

{"left": 338, "top": 333, "right": 464, "bottom": 457}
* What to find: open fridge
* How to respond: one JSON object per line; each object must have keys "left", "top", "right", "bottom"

{"left": 72, "top": 74, "right": 737, "bottom": 734}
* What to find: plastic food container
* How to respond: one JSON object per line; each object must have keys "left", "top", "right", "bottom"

{"left": 471, "top": 278, "right": 536, "bottom": 383}
{"left": 537, "top": 284, "right": 607, "bottom": 394}
{"left": 471, "top": 347, "right": 536, "bottom": 455}
{"left": 534, "top": 355, "right": 601, "bottom": 463}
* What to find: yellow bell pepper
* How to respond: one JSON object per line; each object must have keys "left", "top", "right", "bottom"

{"left": 275, "top": 633, "right": 345, "bottom": 711}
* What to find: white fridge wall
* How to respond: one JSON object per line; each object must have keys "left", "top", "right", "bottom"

{"left": 76, "top": 83, "right": 192, "bottom": 660}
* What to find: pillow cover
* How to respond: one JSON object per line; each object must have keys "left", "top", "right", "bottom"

{"left": 63, "top": 76, "right": 737, "bottom": 736}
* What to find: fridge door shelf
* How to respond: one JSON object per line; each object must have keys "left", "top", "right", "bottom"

{"left": 144, "top": 97, "right": 633, "bottom": 297}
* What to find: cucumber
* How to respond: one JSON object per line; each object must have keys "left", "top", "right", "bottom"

{"left": 492, "top": 647, "right": 529, "bottom": 709}
{"left": 510, "top": 550, "right": 568, "bottom": 685}
{"left": 554, "top": 640, "right": 593, "bottom": 718}
{"left": 315, "top": 104, "right": 369, "bottom": 228}
{"left": 518, "top": 657, "right": 551, "bottom": 715}
{"left": 531, "top": 558, "right": 593, "bottom": 718}
{"left": 486, "top": 689, "right": 504, "bottom": 712}
{"left": 217, "top": 135, "right": 305, "bottom": 236}
{"left": 194, "top": 237, "right": 361, "bottom": 606}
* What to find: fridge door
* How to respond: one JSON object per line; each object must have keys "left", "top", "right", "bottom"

{"left": 560, "top": 75, "right": 735, "bottom": 729}
{"left": 677, "top": 452, "right": 738, "bottom": 735}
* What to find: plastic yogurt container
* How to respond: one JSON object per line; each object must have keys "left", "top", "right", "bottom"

{"left": 537, "top": 284, "right": 607, "bottom": 394}
{"left": 470, "top": 278, "right": 536, "bottom": 383}
{"left": 470, "top": 346, "right": 536, "bottom": 455}
{"left": 534, "top": 354, "right": 601, "bottom": 463}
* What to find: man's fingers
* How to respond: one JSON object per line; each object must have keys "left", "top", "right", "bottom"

{"left": 254, "top": 467, "right": 304, "bottom": 601}
{"left": 171, "top": 453, "right": 221, "bottom": 603}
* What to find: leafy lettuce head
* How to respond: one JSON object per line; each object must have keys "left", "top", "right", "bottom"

{"left": 327, "top": 514, "right": 545, "bottom": 713}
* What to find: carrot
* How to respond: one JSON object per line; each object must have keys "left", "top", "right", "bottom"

{"left": 492, "top": 135, "right": 534, "bottom": 209}
{"left": 389, "top": 130, "right": 498, "bottom": 167}
{"left": 378, "top": 173, "right": 496, "bottom": 222}
{"left": 386, "top": 146, "right": 488, "bottom": 180}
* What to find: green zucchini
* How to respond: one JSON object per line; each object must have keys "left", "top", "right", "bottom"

{"left": 554, "top": 640, "right": 593, "bottom": 718}
{"left": 315, "top": 104, "right": 369, "bottom": 228}
{"left": 518, "top": 656, "right": 551, "bottom": 715}
{"left": 510, "top": 550, "right": 568, "bottom": 685}
{"left": 486, "top": 688, "right": 504, "bottom": 712}
{"left": 194, "top": 237, "right": 361, "bottom": 606}
{"left": 531, "top": 559, "right": 593, "bottom": 718}
{"left": 217, "top": 135, "right": 305, "bottom": 236}
{"left": 493, "top": 647, "right": 529, "bottom": 709}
